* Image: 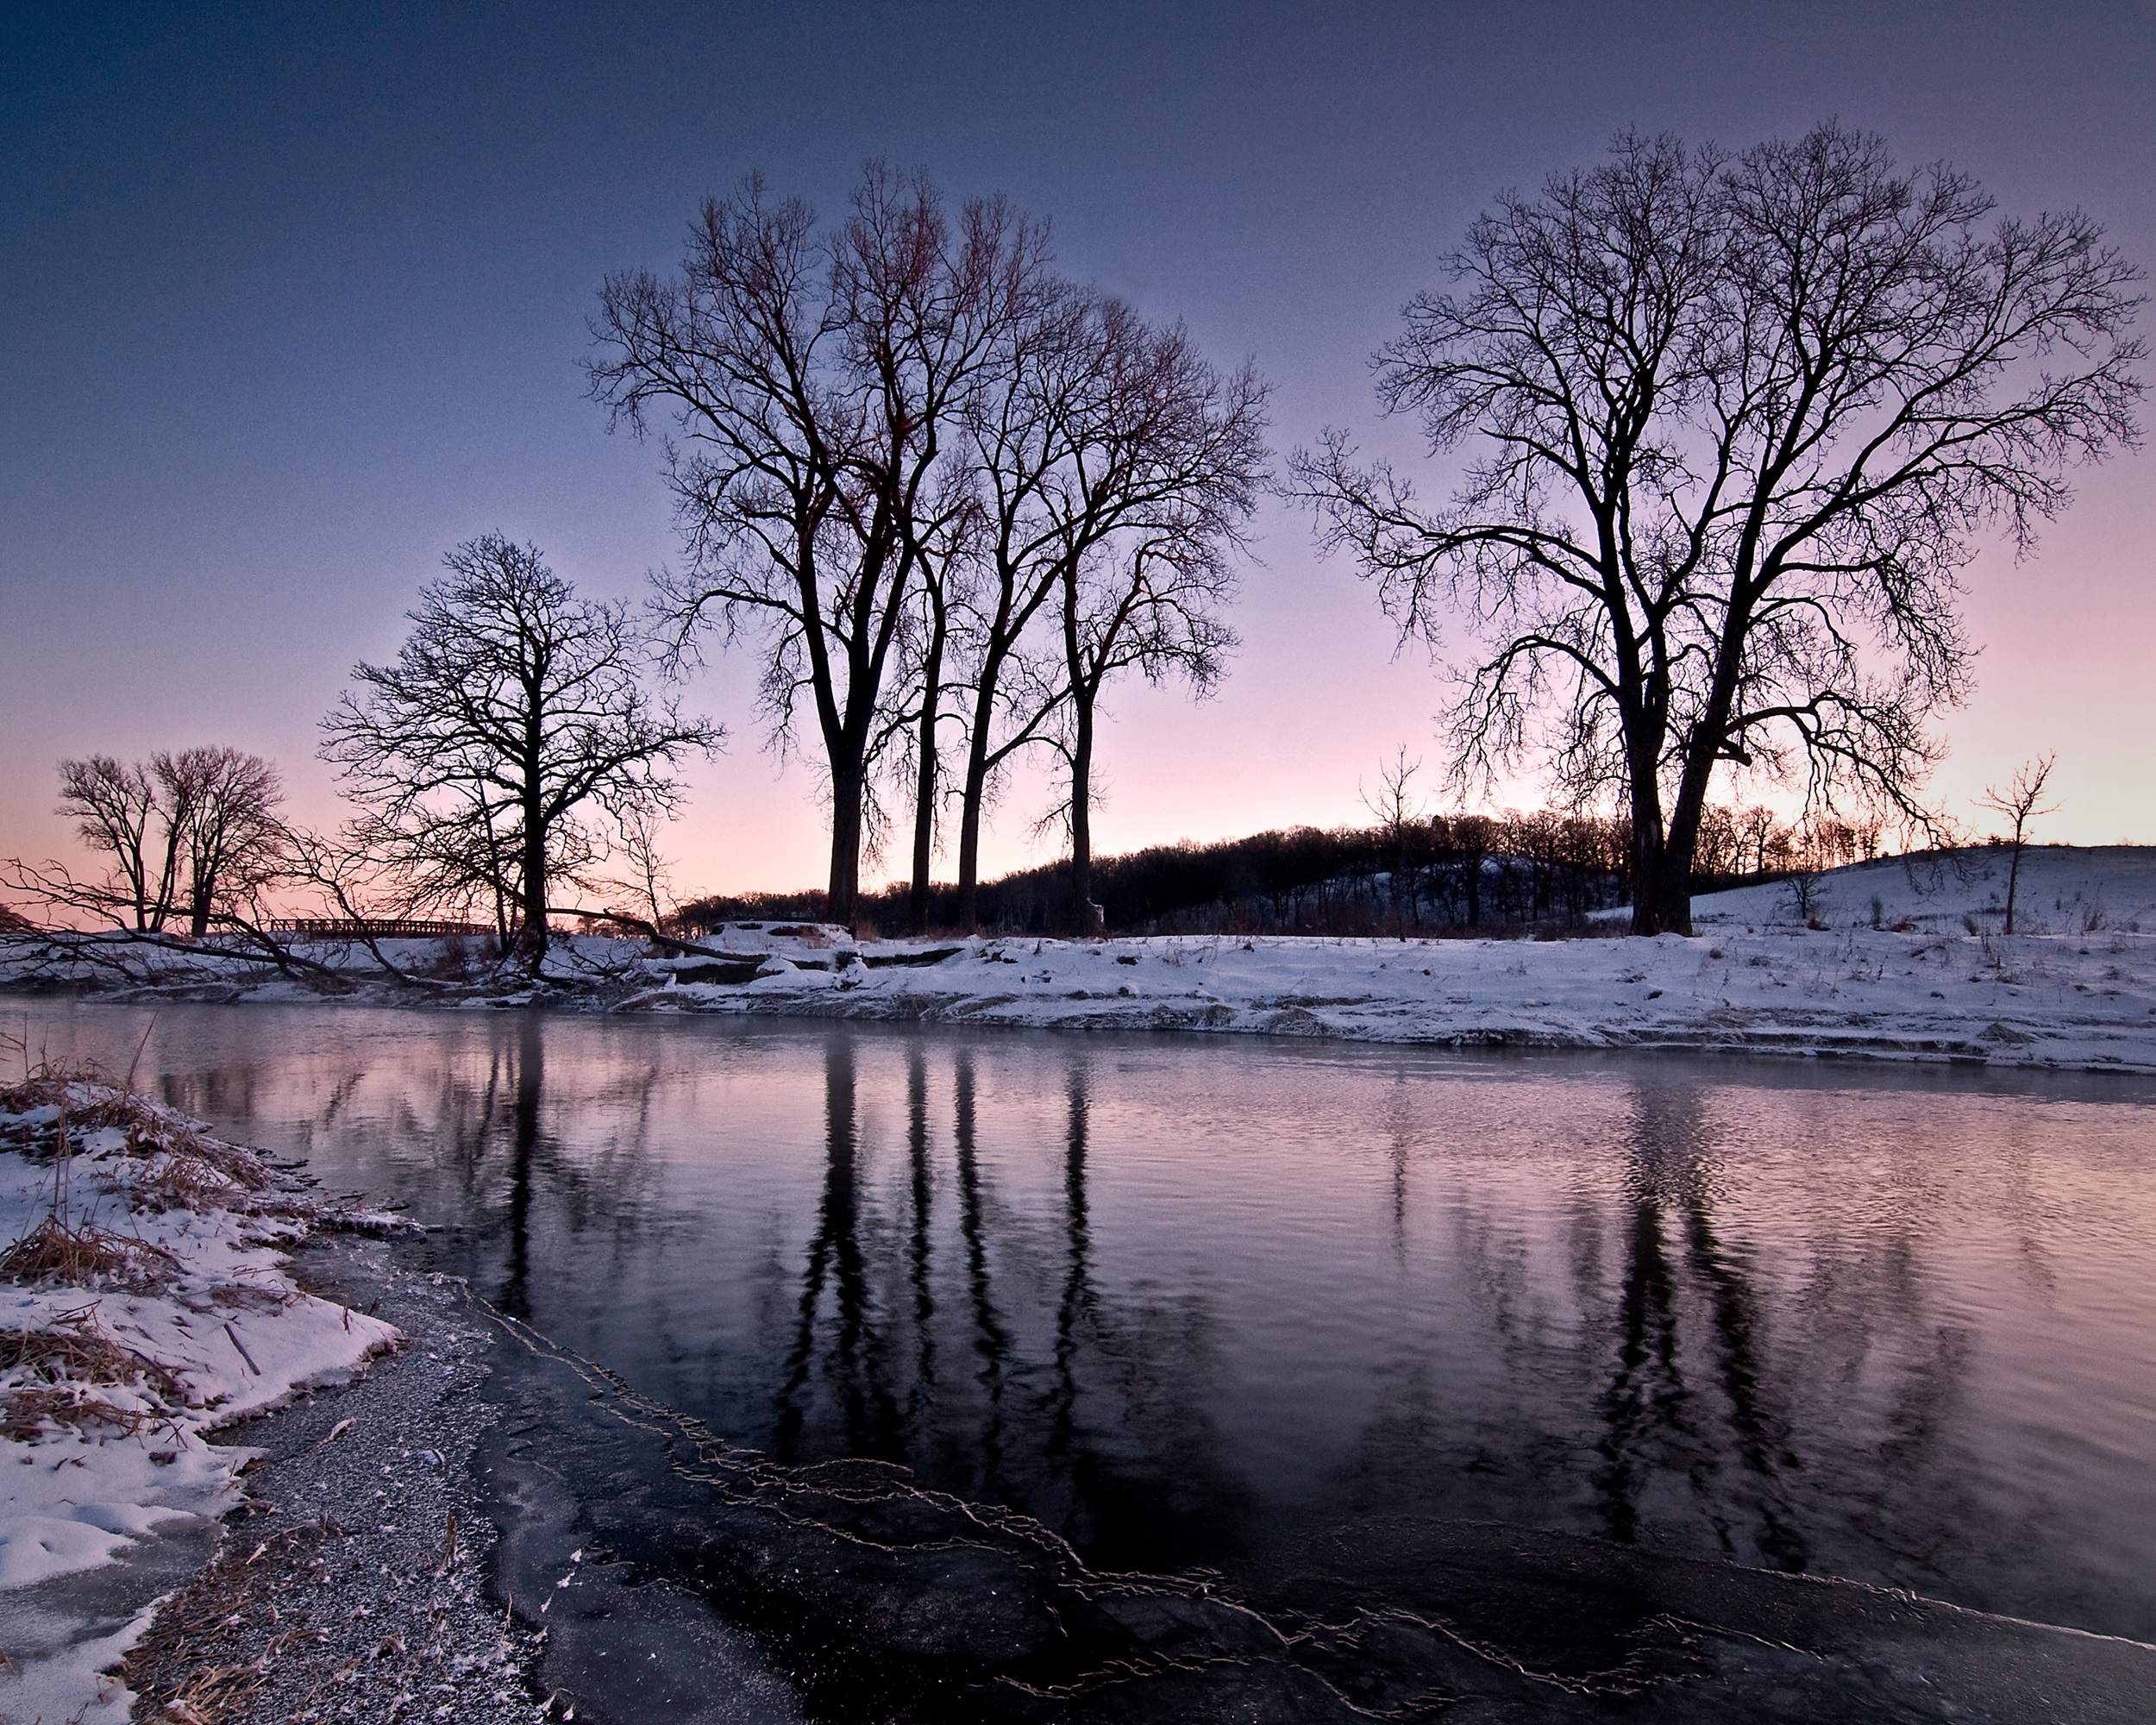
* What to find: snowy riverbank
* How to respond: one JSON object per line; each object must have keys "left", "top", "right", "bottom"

{"left": 0, "top": 1078, "right": 399, "bottom": 1722}
{"left": 7, "top": 848, "right": 2156, "bottom": 1078}
{"left": 631, "top": 848, "right": 2156, "bottom": 1076}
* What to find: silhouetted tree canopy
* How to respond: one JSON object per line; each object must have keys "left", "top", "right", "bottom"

{"left": 321, "top": 534, "right": 720, "bottom": 974}
{"left": 1294, "top": 122, "right": 2143, "bottom": 934}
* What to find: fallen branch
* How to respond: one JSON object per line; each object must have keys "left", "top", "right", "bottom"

{"left": 222, "top": 1321, "right": 261, "bottom": 1377}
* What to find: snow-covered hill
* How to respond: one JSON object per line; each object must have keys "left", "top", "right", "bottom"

{"left": 1691, "top": 845, "right": 2156, "bottom": 935}
{"left": 636, "top": 847, "right": 2156, "bottom": 1076}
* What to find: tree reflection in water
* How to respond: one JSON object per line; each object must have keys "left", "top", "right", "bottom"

{"left": 1594, "top": 1082, "right": 1806, "bottom": 1571}
{"left": 28, "top": 1001, "right": 2156, "bottom": 1647}
{"left": 761, "top": 1032, "right": 1244, "bottom": 1575}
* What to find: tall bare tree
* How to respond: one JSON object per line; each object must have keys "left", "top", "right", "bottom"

{"left": 321, "top": 535, "right": 720, "bottom": 974}
{"left": 591, "top": 165, "right": 1047, "bottom": 928}
{"left": 1043, "top": 313, "right": 1269, "bottom": 931}
{"left": 882, "top": 466, "right": 982, "bottom": 933}
{"left": 1977, "top": 752, "right": 2059, "bottom": 935}
{"left": 1294, "top": 122, "right": 2143, "bottom": 934}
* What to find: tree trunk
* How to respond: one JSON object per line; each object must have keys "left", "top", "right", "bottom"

{"left": 1626, "top": 775, "right": 1694, "bottom": 937}
{"left": 952, "top": 643, "right": 1010, "bottom": 932}
{"left": 517, "top": 806, "right": 549, "bottom": 975}
{"left": 827, "top": 757, "right": 865, "bottom": 932}
{"left": 954, "top": 756, "right": 988, "bottom": 932}
{"left": 1067, "top": 693, "right": 1097, "bottom": 935}
{"left": 1641, "top": 849, "right": 1694, "bottom": 937}
{"left": 906, "top": 601, "right": 947, "bottom": 935}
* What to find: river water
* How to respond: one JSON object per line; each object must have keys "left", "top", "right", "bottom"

{"left": 13, "top": 1000, "right": 2156, "bottom": 1717}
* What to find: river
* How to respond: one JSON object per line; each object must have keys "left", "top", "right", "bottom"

{"left": 12, "top": 999, "right": 2156, "bottom": 1719}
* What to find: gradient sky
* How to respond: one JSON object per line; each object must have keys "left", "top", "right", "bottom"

{"left": 3, "top": 1, "right": 2152, "bottom": 898}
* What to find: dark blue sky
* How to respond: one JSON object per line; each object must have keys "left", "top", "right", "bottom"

{"left": 5, "top": 2, "right": 2151, "bottom": 885}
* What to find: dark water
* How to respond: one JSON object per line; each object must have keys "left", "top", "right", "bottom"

{"left": 13, "top": 1000, "right": 2156, "bottom": 1716}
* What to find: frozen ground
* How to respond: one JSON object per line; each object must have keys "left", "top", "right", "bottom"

{"left": 644, "top": 846, "right": 2156, "bottom": 1076}
{"left": 118, "top": 1241, "right": 555, "bottom": 1725}
{"left": 5, "top": 846, "right": 2154, "bottom": 1076}
{"left": 0, "top": 1081, "right": 398, "bottom": 1722}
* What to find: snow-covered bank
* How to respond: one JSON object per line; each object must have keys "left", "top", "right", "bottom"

{"left": 658, "top": 920, "right": 2156, "bottom": 1074}
{"left": 0, "top": 1079, "right": 398, "bottom": 1723}
{"left": 7, "top": 848, "right": 2156, "bottom": 1077}
{"left": 631, "top": 849, "right": 2156, "bottom": 1073}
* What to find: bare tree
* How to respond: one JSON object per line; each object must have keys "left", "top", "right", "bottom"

{"left": 156, "top": 746, "right": 285, "bottom": 937}
{"left": 893, "top": 519, "right": 962, "bottom": 932}
{"left": 1363, "top": 746, "right": 1427, "bottom": 937}
{"left": 591, "top": 165, "right": 1047, "bottom": 928}
{"left": 1783, "top": 855, "right": 1827, "bottom": 925}
{"left": 1977, "top": 752, "right": 2059, "bottom": 934}
{"left": 605, "top": 804, "right": 680, "bottom": 933}
{"left": 41, "top": 749, "right": 282, "bottom": 935}
{"left": 1043, "top": 314, "right": 1269, "bottom": 930}
{"left": 54, "top": 755, "right": 174, "bottom": 931}
{"left": 321, "top": 535, "right": 721, "bottom": 974}
{"left": 935, "top": 291, "right": 1270, "bottom": 931}
{"left": 1051, "top": 527, "right": 1251, "bottom": 930}
{"left": 1293, "top": 122, "right": 2143, "bottom": 935}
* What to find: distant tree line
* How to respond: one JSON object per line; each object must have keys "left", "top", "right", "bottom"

{"left": 670, "top": 802, "right": 1884, "bottom": 939}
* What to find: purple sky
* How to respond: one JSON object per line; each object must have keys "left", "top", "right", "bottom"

{"left": 3, "top": 1, "right": 2150, "bottom": 897}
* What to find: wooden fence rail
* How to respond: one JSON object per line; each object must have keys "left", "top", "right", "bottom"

{"left": 268, "top": 917, "right": 496, "bottom": 941}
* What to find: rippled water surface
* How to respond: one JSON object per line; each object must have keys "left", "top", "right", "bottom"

{"left": 16, "top": 1001, "right": 2156, "bottom": 1678}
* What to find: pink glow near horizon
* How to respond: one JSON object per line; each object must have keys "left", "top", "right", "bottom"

{"left": 4, "top": 466, "right": 2150, "bottom": 906}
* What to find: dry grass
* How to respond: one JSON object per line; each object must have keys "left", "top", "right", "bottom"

{"left": 0, "top": 1383, "right": 152, "bottom": 1440}
{"left": 0, "top": 1313, "right": 185, "bottom": 1399}
{"left": 0, "top": 1309, "right": 186, "bottom": 1438}
{"left": 1, "top": 1212, "right": 179, "bottom": 1288}
{"left": 3, "top": 1068, "right": 274, "bottom": 1217}
{"left": 0, "top": 1051, "right": 118, "bottom": 1117}
{"left": 122, "top": 1521, "right": 335, "bottom": 1724}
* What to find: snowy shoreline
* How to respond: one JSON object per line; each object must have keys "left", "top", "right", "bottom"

{"left": 0, "top": 1081, "right": 401, "bottom": 1722}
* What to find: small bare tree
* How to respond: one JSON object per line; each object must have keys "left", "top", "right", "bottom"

{"left": 322, "top": 535, "right": 720, "bottom": 974}
{"left": 1977, "top": 753, "right": 2059, "bottom": 935}
{"left": 607, "top": 805, "right": 680, "bottom": 933}
{"left": 54, "top": 756, "right": 173, "bottom": 930}
{"left": 158, "top": 746, "right": 285, "bottom": 937}
{"left": 1052, "top": 527, "right": 1250, "bottom": 932}
{"left": 1294, "top": 122, "right": 2143, "bottom": 935}
{"left": 1784, "top": 859, "right": 1827, "bottom": 925}
{"left": 36, "top": 748, "right": 283, "bottom": 935}
{"left": 1363, "top": 746, "right": 1426, "bottom": 937}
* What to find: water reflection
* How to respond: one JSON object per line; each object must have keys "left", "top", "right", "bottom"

{"left": 22, "top": 1001, "right": 2156, "bottom": 1645}
{"left": 502, "top": 1016, "right": 542, "bottom": 1320}
{"left": 1593, "top": 1083, "right": 1805, "bottom": 1571}
{"left": 749, "top": 1032, "right": 1243, "bottom": 1571}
